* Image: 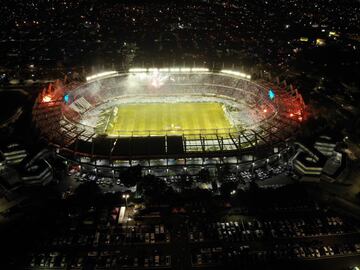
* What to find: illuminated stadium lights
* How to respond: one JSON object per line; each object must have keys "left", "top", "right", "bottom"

{"left": 33, "top": 70, "right": 305, "bottom": 170}
{"left": 221, "top": 70, "right": 251, "bottom": 80}
{"left": 86, "top": 71, "right": 117, "bottom": 81}
{"left": 127, "top": 67, "right": 209, "bottom": 73}
{"left": 128, "top": 68, "right": 147, "bottom": 73}
{"left": 42, "top": 95, "right": 52, "bottom": 103}
{"left": 191, "top": 68, "right": 209, "bottom": 72}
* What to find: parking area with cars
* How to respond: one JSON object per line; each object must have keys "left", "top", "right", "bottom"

{"left": 23, "top": 196, "right": 360, "bottom": 270}
{"left": 185, "top": 199, "right": 360, "bottom": 268}
{"left": 25, "top": 205, "right": 173, "bottom": 269}
{"left": 66, "top": 162, "right": 292, "bottom": 193}
{"left": 71, "top": 171, "right": 124, "bottom": 189}
{"left": 28, "top": 251, "right": 171, "bottom": 269}
{"left": 188, "top": 213, "right": 358, "bottom": 243}
{"left": 190, "top": 241, "right": 360, "bottom": 268}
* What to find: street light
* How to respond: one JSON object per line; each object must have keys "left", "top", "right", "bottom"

{"left": 122, "top": 194, "right": 130, "bottom": 207}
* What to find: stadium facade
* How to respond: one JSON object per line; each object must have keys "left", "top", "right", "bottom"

{"left": 32, "top": 68, "right": 306, "bottom": 174}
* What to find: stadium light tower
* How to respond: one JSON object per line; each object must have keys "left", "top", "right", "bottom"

{"left": 122, "top": 194, "right": 130, "bottom": 207}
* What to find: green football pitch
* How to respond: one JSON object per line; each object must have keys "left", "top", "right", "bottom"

{"left": 97, "top": 102, "right": 235, "bottom": 137}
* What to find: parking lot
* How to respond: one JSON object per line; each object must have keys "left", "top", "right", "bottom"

{"left": 185, "top": 201, "right": 360, "bottom": 268}
{"left": 188, "top": 209, "right": 358, "bottom": 242}
{"left": 28, "top": 252, "right": 171, "bottom": 269}
{"left": 66, "top": 162, "right": 292, "bottom": 193}
{"left": 24, "top": 197, "right": 360, "bottom": 270}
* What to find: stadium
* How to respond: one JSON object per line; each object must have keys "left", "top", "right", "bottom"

{"left": 32, "top": 68, "right": 306, "bottom": 174}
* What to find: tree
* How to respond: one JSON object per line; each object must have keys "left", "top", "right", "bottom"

{"left": 138, "top": 175, "right": 173, "bottom": 203}
{"left": 218, "top": 164, "right": 231, "bottom": 181}
{"left": 249, "top": 181, "right": 260, "bottom": 193}
{"left": 198, "top": 168, "right": 211, "bottom": 183}
{"left": 120, "top": 165, "right": 142, "bottom": 187}
{"left": 74, "top": 181, "right": 102, "bottom": 206}
{"left": 220, "top": 181, "right": 237, "bottom": 197}
{"left": 177, "top": 174, "right": 194, "bottom": 190}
